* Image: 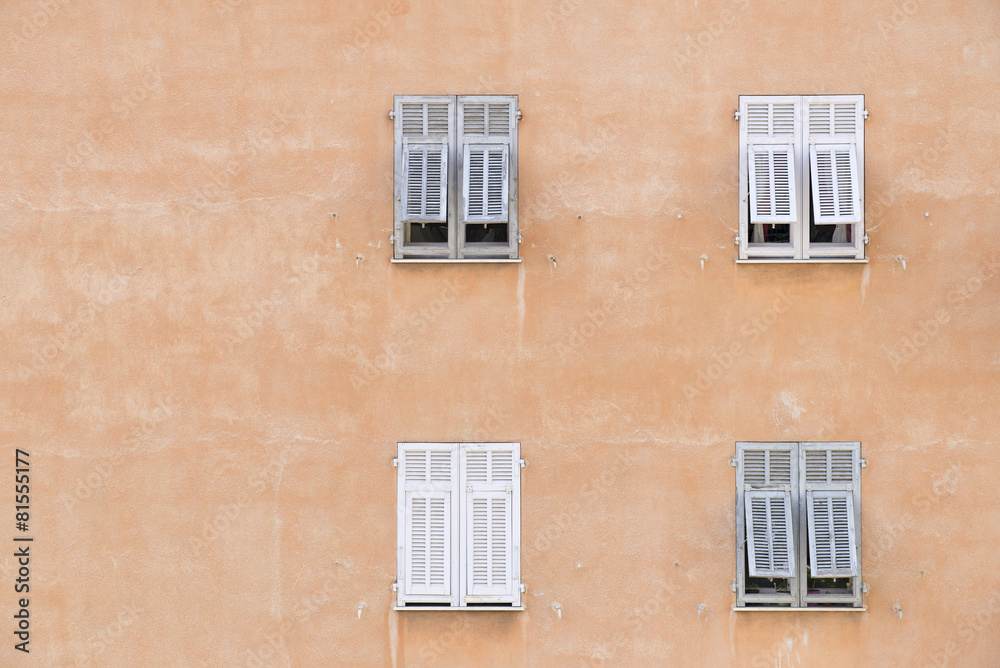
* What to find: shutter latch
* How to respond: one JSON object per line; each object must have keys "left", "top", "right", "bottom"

{"left": 733, "top": 110, "right": 740, "bottom": 121}
{"left": 392, "top": 457, "right": 398, "bottom": 467}
{"left": 729, "top": 456, "right": 737, "bottom": 467}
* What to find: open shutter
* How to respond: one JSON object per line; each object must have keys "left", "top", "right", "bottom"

{"left": 461, "top": 442, "right": 520, "bottom": 604}
{"left": 459, "top": 98, "right": 512, "bottom": 225}
{"left": 748, "top": 144, "right": 797, "bottom": 223}
{"left": 809, "top": 144, "right": 860, "bottom": 224}
{"left": 397, "top": 443, "right": 459, "bottom": 606}
{"left": 801, "top": 442, "right": 861, "bottom": 580}
{"left": 402, "top": 144, "right": 448, "bottom": 222}
{"left": 807, "top": 491, "right": 857, "bottom": 577}
{"left": 463, "top": 144, "right": 508, "bottom": 222}
{"left": 745, "top": 490, "right": 796, "bottom": 577}
{"left": 807, "top": 99, "right": 863, "bottom": 225}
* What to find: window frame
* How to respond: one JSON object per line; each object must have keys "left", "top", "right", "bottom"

{"left": 734, "top": 441, "right": 864, "bottom": 610}
{"left": 737, "top": 95, "right": 866, "bottom": 263}
{"left": 392, "top": 95, "right": 520, "bottom": 262}
{"left": 394, "top": 442, "right": 524, "bottom": 611}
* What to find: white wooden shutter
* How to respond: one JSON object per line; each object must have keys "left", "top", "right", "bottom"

{"left": 748, "top": 144, "right": 797, "bottom": 223}
{"left": 461, "top": 442, "right": 520, "bottom": 604}
{"left": 459, "top": 97, "right": 514, "bottom": 225}
{"left": 807, "top": 491, "right": 857, "bottom": 577}
{"left": 402, "top": 144, "right": 448, "bottom": 222}
{"left": 801, "top": 442, "right": 861, "bottom": 580}
{"left": 745, "top": 490, "right": 796, "bottom": 578}
{"left": 807, "top": 99, "right": 863, "bottom": 225}
{"left": 463, "top": 144, "right": 508, "bottom": 222}
{"left": 809, "top": 144, "right": 860, "bottom": 224}
{"left": 397, "top": 443, "right": 459, "bottom": 605}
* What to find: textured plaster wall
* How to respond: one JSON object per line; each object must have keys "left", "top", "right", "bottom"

{"left": 2, "top": 0, "right": 999, "bottom": 666}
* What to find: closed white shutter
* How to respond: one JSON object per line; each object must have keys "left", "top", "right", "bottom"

{"left": 461, "top": 442, "right": 520, "bottom": 604}
{"left": 397, "top": 443, "right": 459, "bottom": 605}
{"left": 402, "top": 144, "right": 448, "bottom": 222}
{"left": 745, "top": 490, "right": 796, "bottom": 577}
{"left": 748, "top": 144, "right": 798, "bottom": 224}
{"left": 809, "top": 144, "right": 860, "bottom": 224}
{"left": 801, "top": 442, "right": 861, "bottom": 580}
{"left": 807, "top": 491, "right": 858, "bottom": 577}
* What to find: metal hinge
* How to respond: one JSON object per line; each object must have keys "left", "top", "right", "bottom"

{"left": 734, "top": 110, "right": 740, "bottom": 121}
{"left": 733, "top": 236, "right": 740, "bottom": 246}
{"left": 731, "top": 581, "right": 737, "bottom": 592}
{"left": 517, "top": 232, "right": 523, "bottom": 244}
{"left": 516, "top": 110, "right": 523, "bottom": 121}
{"left": 392, "top": 582, "right": 399, "bottom": 591}
{"left": 862, "top": 582, "right": 869, "bottom": 594}
{"left": 519, "top": 458, "right": 527, "bottom": 468}
{"left": 860, "top": 458, "right": 867, "bottom": 468}
{"left": 729, "top": 457, "right": 737, "bottom": 467}
{"left": 519, "top": 583, "right": 526, "bottom": 592}
{"left": 863, "top": 234, "right": 870, "bottom": 245}
{"left": 388, "top": 109, "right": 395, "bottom": 120}
{"left": 392, "top": 457, "right": 398, "bottom": 467}
{"left": 863, "top": 109, "right": 869, "bottom": 120}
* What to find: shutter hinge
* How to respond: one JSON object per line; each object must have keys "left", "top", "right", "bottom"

{"left": 391, "top": 582, "right": 399, "bottom": 591}
{"left": 862, "top": 582, "right": 869, "bottom": 594}
{"left": 729, "top": 456, "right": 737, "bottom": 467}
{"left": 516, "top": 110, "right": 522, "bottom": 121}
{"left": 862, "top": 109, "right": 869, "bottom": 120}
{"left": 388, "top": 109, "right": 395, "bottom": 120}
{"left": 519, "top": 583, "right": 526, "bottom": 593}
{"left": 392, "top": 457, "right": 398, "bottom": 467}
{"left": 519, "top": 458, "right": 527, "bottom": 468}
{"left": 389, "top": 234, "right": 395, "bottom": 244}
{"left": 860, "top": 458, "right": 867, "bottom": 468}
{"left": 863, "top": 234, "right": 870, "bottom": 245}
{"left": 733, "top": 236, "right": 739, "bottom": 246}
{"left": 731, "top": 580, "right": 737, "bottom": 592}
{"left": 733, "top": 110, "right": 740, "bottom": 121}
{"left": 517, "top": 232, "right": 523, "bottom": 244}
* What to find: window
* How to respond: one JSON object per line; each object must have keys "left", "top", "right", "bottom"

{"left": 734, "top": 441, "right": 864, "bottom": 609}
{"left": 394, "top": 442, "right": 523, "bottom": 609}
{"left": 392, "top": 96, "right": 519, "bottom": 261}
{"left": 737, "top": 95, "right": 866, "bottom": 262}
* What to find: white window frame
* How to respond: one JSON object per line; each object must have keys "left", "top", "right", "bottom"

{"left": 737, "top": 95, "right": 867, "bottom": 263}
{"left": 394, "top": 442, "right": 524, "bottom": 610}
{"left": 734, "top": 441, "right": 864, "bottom": 610}
{"left": 392, "top": 95, "right": 520, "bottom": 262}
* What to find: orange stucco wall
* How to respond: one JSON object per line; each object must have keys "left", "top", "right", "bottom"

{"left": 3, "top": 0, "right": 999, "bottom": 666}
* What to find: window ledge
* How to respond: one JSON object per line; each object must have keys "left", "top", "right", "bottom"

{"left": 736, "top": 258, "right": 868, "bottom": 264}
{"left": 393, "top": 606, "right": 525, "bottom": 611}
{"left": 391, "top": 258, "right": 522, "bottom": 264}
{"left": 733, "top": 606, "right": 866, "bottom": 612}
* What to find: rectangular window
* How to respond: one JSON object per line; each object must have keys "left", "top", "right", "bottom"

{"left": 738, "top": 95, "right": 866, "bottom": 262}
{"left": 395, "top": 442, "right": 523, "bottom": 609}
{"left": 734, "top": 441, "right": 864, "bottom": 609}
{"left": 393, "top": 96, "right": 519, "bottom": 261}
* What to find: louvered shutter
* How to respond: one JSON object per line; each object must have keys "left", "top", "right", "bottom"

{"left": 461, "top": 442, "right": 520, "bottom": 604}
{"left": 397, "top": 443, "right": 459, "bottom": 605}
{"left": 807, "top": 491, "right": 857, "bottom": 577}
{"left": 459, "top": 97, "right": 514, "bottom": 224}
{"left": 395, "top": 97, "right": 454, "bottom": 231}
{"left": 745, "top": 490, "right": 796, "bottom": 577}
{"left": 807, "top": 99, "right": 863, "bottom": 224}
{"left": 801, "top": 442, "right": 860, "bottom": 579}
{"left": 748, "top": 144, "right": 797, "bottom": 223}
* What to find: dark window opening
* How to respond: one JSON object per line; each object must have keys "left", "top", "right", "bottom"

{"left": 406, "top": 222, "right": 449, "bottom": 244}
{"left": 465, "top": 223, "right": 509, "bottom": 244}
